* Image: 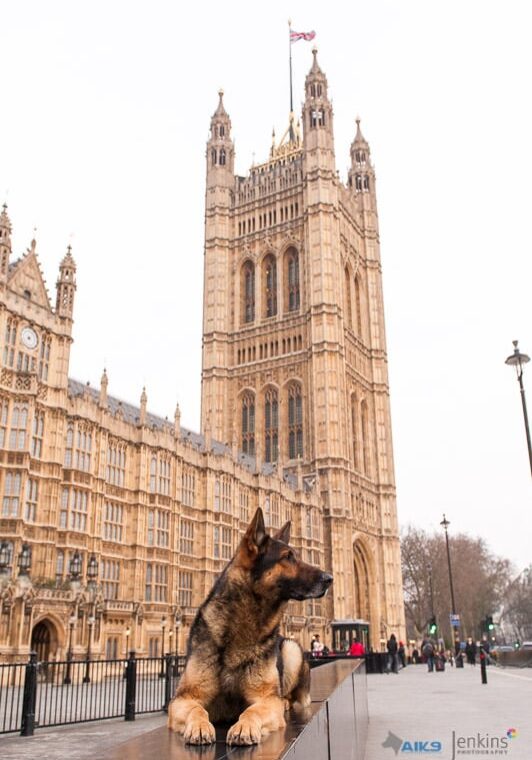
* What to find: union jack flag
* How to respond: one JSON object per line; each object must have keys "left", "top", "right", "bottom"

{"left": 290, "top": 30, "right": 316, "bottom": 43}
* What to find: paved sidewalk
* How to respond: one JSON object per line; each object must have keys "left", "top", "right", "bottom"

{"left": 0, "top": 712, "right": 166, "bottom": 759}
{"left": 366, "top": 664, "right": 532, "bottom": 760}
{"left": 1, "top": 665, "right": 530, "bottom": 759}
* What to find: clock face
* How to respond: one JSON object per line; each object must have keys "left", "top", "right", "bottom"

{"left": 21, "top": 327, "right": 38, "bottom": 350}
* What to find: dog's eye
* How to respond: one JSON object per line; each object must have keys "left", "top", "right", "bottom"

{"left": 285, "top": 550, "right": 296, "bottom": 563}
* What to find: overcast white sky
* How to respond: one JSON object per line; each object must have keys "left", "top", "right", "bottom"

{"left": 2, "top": 1, "right": 531, "bottom": 569}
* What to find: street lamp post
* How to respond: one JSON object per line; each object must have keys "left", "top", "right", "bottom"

{"left": 83, "top": 554, "right": 99, "bottom": 684}
{"left": 125, "top": 626, "right": 131, "bottom": 655}
{"left": 505, "top": 340, "right": 532, "bottom": 477}
{"left": 63, "top": 613, "right": 77, "bottom": 684}
{"left": 440, "top": 514, "right": 458, "bottom": 650}
{"left": 159, "top": 616, "right": 167, "bottom": 677}
{"left": 168, "top": 629, "right": 174, "bottom": 656}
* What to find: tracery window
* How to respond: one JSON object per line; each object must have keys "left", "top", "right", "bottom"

{"left": 107, "top": 441, "right": 126, "bottom": 487}
{"left": 25, "top": 478, "right": 38, "bottom": 522}
{"left": 60, "top": 487, "right": 88, "bottom": 531}
{"left": 103, "top": 501, "right": 124, "bottom": 542}
{"left": 241, "top": 393, "right": 255, "bottom": 455}
{"left": 286, "top": 249, "right": 300, "bottom": 312}
{"left": 242, "top": 261, "right": 255, "bottom": 323}
{"left": 182, "top": 468, "right": 196, "bottom": 506}
{"left": 3, "top": 319, "right": 17, "bottom": 367}
{"left": 101, "top": 559, "right": 120, "bottom": 600}
{"left": 178, "top": 570, "right": 193, "bottom": 608}
{"left": 9, "top": 403, "right": 28, "bottom": 450}
{"left": 31, "top": 410, "right": 44, "bottom": 458}
{"left": 264, "top": 388, "right": 278, "bottom": 463}
{"left": 2, "top": 471, "right": 21, "bottom": 517}
{"left": 150, "top": 454, "right": 171, "bottom": 495}
{"left": 288, "top": 384, "right": 303, "bottom": 460}
{"left": 179, "top": 519, "right": 194, "bottom": 555}
{"left": 0, "top": 398, "right": 8, "bottom": 447}
{"left": 38, "top": 336, "right": 51, "bottom": 382}
{"left": 345, "top": 267, "right": 353, "bottom": 329}
{"left": 263, "top": 255, "right": 277, "bottom": 317}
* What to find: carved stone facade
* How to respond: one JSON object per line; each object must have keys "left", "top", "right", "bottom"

{"left": 0, "top": 53, "right": 404, "bottom": 662}
{"left": 201, "top": 52, "right": 405, "bottom": 648}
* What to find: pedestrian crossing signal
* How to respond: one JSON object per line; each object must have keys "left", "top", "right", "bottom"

{"left": 428, "top": 617, "right": 437, "bottom": 635}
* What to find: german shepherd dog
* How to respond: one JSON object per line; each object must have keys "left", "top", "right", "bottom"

{"left": 167, "top": 507, "right": 333, "bottom": 745}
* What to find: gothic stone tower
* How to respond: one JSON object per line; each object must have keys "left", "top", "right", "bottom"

{"left": 201, "top": 51, "right": 405, "bottom": 647}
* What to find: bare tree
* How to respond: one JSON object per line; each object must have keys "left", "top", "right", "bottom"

{"left": 502, "top": 566, "right": 532, "bottom": 641}
{"left": 401, "top": 525, "right": 513, "bottom": 643}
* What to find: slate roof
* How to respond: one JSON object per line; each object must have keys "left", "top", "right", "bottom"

{"left": 67, "top": 378, "right": 296, "bottom": 482}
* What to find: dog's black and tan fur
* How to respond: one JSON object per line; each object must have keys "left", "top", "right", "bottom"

{"left": 167, "top": 507, "right": 333, "bottom": 746}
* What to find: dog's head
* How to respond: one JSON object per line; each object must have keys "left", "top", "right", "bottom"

{"left": 235, "top": 507, "right": 333, "bottom": 602}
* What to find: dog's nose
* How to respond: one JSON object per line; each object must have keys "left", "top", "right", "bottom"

{"left": 321, "top": 573, "right": 333, "bottom": 586}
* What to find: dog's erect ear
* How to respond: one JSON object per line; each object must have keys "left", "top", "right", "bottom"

{"left": 273, "top": 521, "right": 291, "bottom": 545}
{"left": 244, "top": 507, "right": 268, "bottom": 552}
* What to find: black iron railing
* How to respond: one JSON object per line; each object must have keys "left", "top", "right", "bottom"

{"left": 0, "top": 652, "right": 185, "bottom": 736}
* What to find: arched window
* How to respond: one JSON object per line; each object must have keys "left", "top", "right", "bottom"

{"left": 219, "top": 125, "right": 225, "bottom": 137}
{"left": 361, "top": 400, "right": 371, "bottom": 477}
{"left": 344, "top": 267, "right": 353, "bottom": 329}
{"left": 263, "top": 255, "right": 277, "bottom": 317}
{"left": 363, "top": 175, "right": 370, "bottom": 191}
{"left": 287, "top": 384, "right": 303, "bottom": 459}
{"left": 351, "top": 394, "right": 359, "bottom": 470}
{"left": 285, "top": 248, "right": 300, "bottom": 312}
{"left": 219, "top": 148, "right": 226, "bottom": 166}
{"left": 242, "top": 262, "right": 255, "bottom": 323}
{"left": 241, "top": 393, "right": 255, "bottom": 455}
{"left": 211, "top": 148, "right": 217, "bottom": 166}
{"left": 355, "top": 174, "right": 363, "bottom": 191}
{"left": 264, "top": 388, "right": 278, "bottom": 463}
{"left": 354, "top": 276, "right": 363, "bottom": 337}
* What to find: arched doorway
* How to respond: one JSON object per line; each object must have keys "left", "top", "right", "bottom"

{"left": 31, "top": 619, "right": 57, "bottom": 662}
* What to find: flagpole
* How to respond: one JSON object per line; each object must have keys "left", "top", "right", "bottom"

{"left": 288, "top": 19, "right": 293, "bottom": 113}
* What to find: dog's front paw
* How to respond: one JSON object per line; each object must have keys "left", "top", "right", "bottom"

{"left": 183, "top": 717, "right": 216, "bottom": 745}
{"left": 226, "top": 716, "right": 262, "bottom": 745}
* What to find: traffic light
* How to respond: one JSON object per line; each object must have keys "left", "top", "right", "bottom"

{"left": 428, "top": 616, "right": 437, "bottom": 635}
{"left": 514, "top": 640, "right": 520, "bottom": 650}
{"left": 486, "top": 616, "right": 494, "bottom": 631}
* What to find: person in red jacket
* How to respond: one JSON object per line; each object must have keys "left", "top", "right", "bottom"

{"left": 349, "top": 638, "right": 366, "bottom": 656}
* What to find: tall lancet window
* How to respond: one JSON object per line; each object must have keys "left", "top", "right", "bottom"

{"left": 354, "top": 275, "right": 363, "bottom": 337}
{"left": 241, "top": 393, "right": 255, "bottom": 455}
{"left": 288, "top": 383, "right": 303, "bottom": 460}
{"left": 264, "top": 255, "right": 277, "bottom": 317}
{"left": 219, "top": 148, "right": 226, "bottom": 166}
{"left": 264, "top": 388, "right": 278, "bottom": 463}
{"left": 361, "top": 399, "right": 371, "bottom": 477}
{"left": 242, "top": 261, "right": 255, "bottom": 323}
{"left": 344, "top": 267, "right": 353, "bottom": 329}
{"left": 286, "top": 248, "right": 300, "bottom": 312}
{"left": 351, "top": 394, "right": 359, "bottom": 470}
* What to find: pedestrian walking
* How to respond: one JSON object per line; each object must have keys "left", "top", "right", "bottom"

{"left": 398, "top": 641, "right": 406, "bottom": 669}
{"left": 422, "top": 638, "right": 436, "bottom": 672}
{"left": 465, "top": 637, "right": 477, "bottom": 666}
{"left": 386, "top": 633, "right": 399, "bottom": 673}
